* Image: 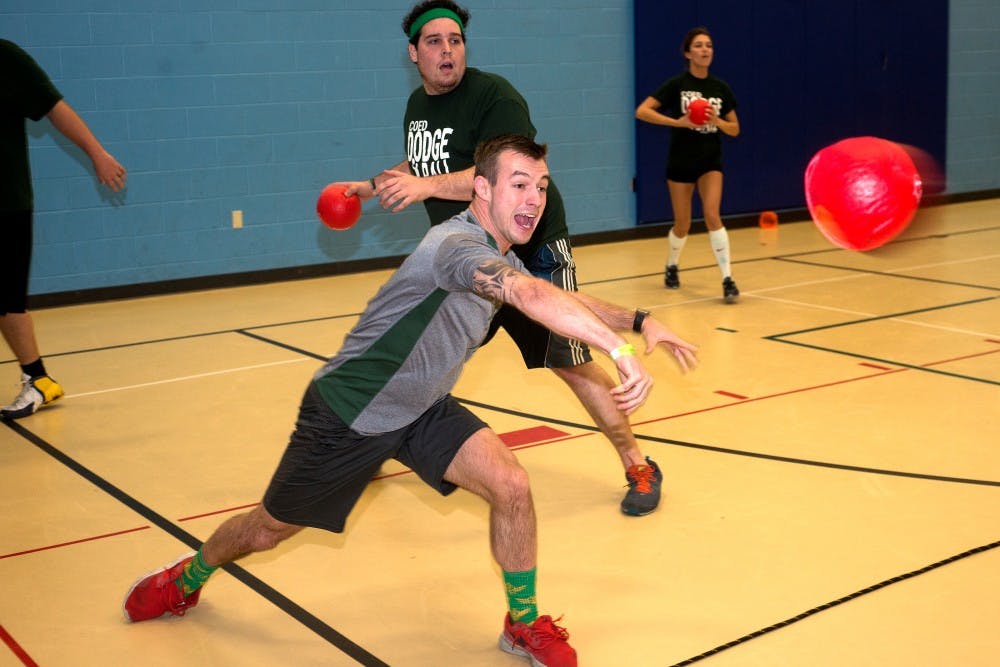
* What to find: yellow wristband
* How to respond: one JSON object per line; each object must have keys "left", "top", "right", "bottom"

{"left": 610, "top": 343, "right": 635, "bottom": 361}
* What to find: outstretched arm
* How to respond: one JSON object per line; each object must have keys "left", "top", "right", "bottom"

{"left": 471, "top": 260, "right": 653, "bottom": 414}
{"left": 46, "top": 100, "right": 126, "bottom": 192}
{"left": 568, "top": 291, "right": 698, "bottom": 372}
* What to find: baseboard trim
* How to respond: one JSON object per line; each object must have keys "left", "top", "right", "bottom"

{"left": 27, "top": 188, "right": 999, "bottom": 310}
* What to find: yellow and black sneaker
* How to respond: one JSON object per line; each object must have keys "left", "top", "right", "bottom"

{"left": 1, "top": 373, "right": 64, "bottom": 420}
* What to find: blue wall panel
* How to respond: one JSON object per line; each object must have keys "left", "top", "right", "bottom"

{"left": 2, "top": 2, "right": 636, "bottom": 296}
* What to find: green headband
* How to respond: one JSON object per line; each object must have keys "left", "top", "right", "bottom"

{"left": 409, "top": 8, "right": 465, "bottom": 40}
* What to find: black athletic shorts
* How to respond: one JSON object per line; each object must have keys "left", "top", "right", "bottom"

{"left": 666, "top": 157, "right": 724, "bottom": 184}
{"left": 1, "top": 211, "right": 33, "bottom": 314}
{"left": 484, "top": 239, "right": 592, "bottom": 369}
{"left": 263, "top": 382, "right": 488, "bottom": 534}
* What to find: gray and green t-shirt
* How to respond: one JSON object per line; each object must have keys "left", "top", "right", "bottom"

{"left": 314, "top": 210, "right": 525, "bottom": 435}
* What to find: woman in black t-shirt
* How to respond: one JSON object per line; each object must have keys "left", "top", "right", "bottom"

{"left": 636, "top": 26, "right": 741, "bottom": 303}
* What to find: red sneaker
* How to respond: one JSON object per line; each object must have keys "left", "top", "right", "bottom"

{"left": 499, "top": 613, "right": 577, "bottom": 667}
{"left": 123, "top": 553, "right": 202, "bottom": 622}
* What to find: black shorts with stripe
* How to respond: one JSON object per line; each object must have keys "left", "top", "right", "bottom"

{"left": 484, "top": 238, "right": 593, "bottom": 369}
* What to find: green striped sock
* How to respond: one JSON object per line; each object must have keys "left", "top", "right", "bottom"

{"left": 177, "top": 550, "right": 218, "bottom": 596}
{"left": 503, "top": 568, "right": 538, "bottom": 625}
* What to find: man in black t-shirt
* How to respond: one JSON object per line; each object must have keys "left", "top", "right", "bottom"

{"left": 339, "top": 0, "right": 673, "bottom": 521}
{"left": 0, "top": 39, "right": 126, "bottom": 420}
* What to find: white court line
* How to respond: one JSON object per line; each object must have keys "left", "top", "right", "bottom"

{"left": 63, "top": 357, "right": 313, "bottom": 400}
{"left": 647, "top": 255, "right": 999, "bottom": 338}
{"left": 750, "top": 294, "right": 998, "bottom": 338}
{"left": 889, "top": 252, "right": 1000, "bottom": 272}
{"left": 646, "top": 272, "right": 869, "bottom": 311}
{"left": 57, "top": 254, "right": 1000, "bottom": 401}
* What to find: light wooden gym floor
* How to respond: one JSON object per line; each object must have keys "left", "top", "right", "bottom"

{"left": 2, "top": 199, "right": 998, "bottom": 667}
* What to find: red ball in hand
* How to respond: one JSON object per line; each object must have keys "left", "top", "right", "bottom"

{"left": 316, "top": 183, "right": 361, "bottom": 230}
{"left": 688, "top": 98, "right": 711, "bottom": 126}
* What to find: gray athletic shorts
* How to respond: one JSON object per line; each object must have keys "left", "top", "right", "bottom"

{"left": 263, "top": 382, "right": 488, "bottom": 533}
{"left": 486, "top": 238, "right": 593, "bottom": 369}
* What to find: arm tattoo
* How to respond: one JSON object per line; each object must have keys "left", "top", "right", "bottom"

{"left": 472, "top": 259, "right": 521, "bottom": 306}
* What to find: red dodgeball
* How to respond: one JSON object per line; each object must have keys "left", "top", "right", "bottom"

{"left": 316, "top": 183, "right": 361, "bottom": 230}
{"left": 804, "top": 137, "right": 922, "bottom": 251}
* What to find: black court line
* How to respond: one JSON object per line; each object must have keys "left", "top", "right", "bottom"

{"left": 453, "top": 400, "right": 1000, "bottom": 663}
{"left": 236, "top": 329, "right": 329, "bottom": 361}
{"left": 0, "top": 311, "right": 364, "bottom": 366}
{"left": 765, "top": 295, "right": 1000, "bottom": 386}
{"left": 0, "top": 418, "right": 389, "bottom": 667}
{"left": 576, "top": 223, "right": 1000, "bottom": 289}
{"left": 667, "top": 538, "right": 1000, "bottom": 666}
{"left": 455, "top": 398, "right": 1000, "bottom": 488}
{"left": 776, "top": 256, "right": 1000, "bottom": 291}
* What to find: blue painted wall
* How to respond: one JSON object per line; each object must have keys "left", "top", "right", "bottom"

{"left": 1, "top": 1, "right": 996, "bottom": 296}
{"left": 948, "top": 0, "right": 1000, "bottom": 192}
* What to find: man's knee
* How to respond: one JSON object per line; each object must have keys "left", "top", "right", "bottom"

{"left": 248, "top": 506, "right": 300, "bottom": 551}
{"left": 498, "top": 461, "right": 531, "bottom": 499}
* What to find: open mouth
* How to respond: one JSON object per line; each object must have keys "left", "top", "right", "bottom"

{"left": 514, "top": 213, "right": 536, "bottom": 230}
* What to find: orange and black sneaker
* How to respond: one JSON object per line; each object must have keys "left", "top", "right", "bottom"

{"left": 621, "top": 456, "right": 663, "bottom": 516}
{"left": 499, "top": 613, "right": 577, "bottom": 667}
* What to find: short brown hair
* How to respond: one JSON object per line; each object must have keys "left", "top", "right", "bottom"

{"left": 473, "top": 135, "right": 548, "bottom": 185}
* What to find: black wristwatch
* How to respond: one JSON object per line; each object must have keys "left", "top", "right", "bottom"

{"left": 632, "top": 309, "right": 650, "bottom": 333}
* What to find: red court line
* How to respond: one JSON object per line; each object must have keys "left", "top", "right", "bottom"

{"left": 859, "top": 362, "right": 892, "bottom": 370}
{"left": 499, "top": 425, "right": 569, "bottom": 447}
{"left": 0, "top": 624, "right": 38, "bottom": 667}
{"left": 507, "top": 432, "right": 593, "bottom": 452}
{"left": 178, "top": 502, "right": 260, "bottom": 522}
{"left": 0, "top": 525, "right": 149, "bottom": 560}
{"left": 633, "top": 368, "right": 909, "bottom": 427}
{"left": 637, "top": 344, "right": 998, "bottom": 428}
{"left": 714, "top": 390, "right": 747, "bottom": 400}
{"left": 922, "top": 348, "right": 1000, "bottom": 366}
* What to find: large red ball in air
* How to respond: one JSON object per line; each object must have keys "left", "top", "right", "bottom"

{"left": 804, "top": 137, "right": 922, "bottom": 251}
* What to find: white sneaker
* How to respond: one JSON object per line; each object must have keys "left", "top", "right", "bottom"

{"left": 1, "top": 373, "right": 64, "bottom": 420}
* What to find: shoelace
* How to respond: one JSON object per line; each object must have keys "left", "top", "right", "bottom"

{"left": 626, "top": 465, "right": 655, "bottom": 494}
{"left": 167, "top": 578, "right": 197, "bottom": 616}
{"left": 525, "top": 615, "right": 570, "bottom": 648}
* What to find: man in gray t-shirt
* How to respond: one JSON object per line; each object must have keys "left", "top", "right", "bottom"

{"left": 123, "top": 135, "right": 698, "bottom": 666}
